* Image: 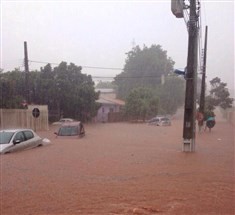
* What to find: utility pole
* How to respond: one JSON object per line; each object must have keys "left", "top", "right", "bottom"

{"left": 171, "top": 0, "right": 200, "bottom": 152}
{"left": 182, "top": 0, "right": 199, "bottom": 152}
{"left": 199, "top": 26, "right": 208, "bottom": 122}
{"left": 24, "top": 41, "right": 30, "bottom": 104}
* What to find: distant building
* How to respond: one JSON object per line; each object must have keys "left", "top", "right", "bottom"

{"left": 95, "top": 89, "right": 125, "bottom": 122}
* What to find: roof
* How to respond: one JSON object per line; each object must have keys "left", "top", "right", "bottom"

{"left": 0, "top": 129, "right": 34, "bottom": 132}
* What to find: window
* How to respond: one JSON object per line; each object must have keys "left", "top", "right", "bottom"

{"left": 14, "top": 132, "right": 25, "bottom": 142}
{"left": 24, "top": 130, "right": 34, "bottom": 140}
{"left": 58, "top": 126, "right": 79, "bottom": 136}
{"left": 0, "top": 132, "right": 14, "bottom": 144}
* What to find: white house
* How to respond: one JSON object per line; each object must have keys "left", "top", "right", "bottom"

{"left": 95, "top": 89, "right": 125, "bottom": 122}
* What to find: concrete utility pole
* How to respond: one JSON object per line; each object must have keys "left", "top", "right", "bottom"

{"left": 182, "top": 0, "right": 199, "bottom": 152}
{"left": 24, "top": 41, "right": 30, "bottom": 103}
{"left": 199, "top": 26, "right": 208, "bottom": 121}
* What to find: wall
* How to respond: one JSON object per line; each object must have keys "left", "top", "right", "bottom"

{"left": 0, "top": 105, "right": 49, "bottom": 131}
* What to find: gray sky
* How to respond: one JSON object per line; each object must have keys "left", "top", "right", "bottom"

{"left": 1, "top": 0, "right": 234, "bottom": 92}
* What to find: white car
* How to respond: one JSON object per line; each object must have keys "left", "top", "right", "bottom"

{"left": 148, "top": 116, "right": 171, "bottom": 126}
{"left": 0, "top": 129, "right": 47, "bottom": 154}
{"left": 52, "top": 118, "right": 75, "bottom": 125}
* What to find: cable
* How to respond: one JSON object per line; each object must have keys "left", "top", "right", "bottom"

{"left": 92, "top": 75, "right": 163, "bottom": 79}
{"left": 27, "top": 59, "right": 167, "bottom": 81}
{"left": 28, "top": 60, "right": 124, "bottom": 71}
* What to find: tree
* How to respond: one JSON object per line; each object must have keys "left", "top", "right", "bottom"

{"left": 124, "top": 87, "right": 159, "bottom": 121}
{"left": 0, "top": 62, "right": 100, "bottom": 122}
{"left": 96, "top": 81, "right": 116, "bottom": 89}
{"left": 205, "top": 77, "right": 233, "bottom": 111}
{"left": 0, "top": 70, "right": 25, "bottom": 108}
{"left": 41, "top": 62, "right": 99, "bottom": 121}
{"left": 156, "top": 76, "right": 185, "bottom": 114}
{"left": 113, "top": 44, "right": 184, "bottom": 115}
{"left": 114, "top": 44, "right": 175, "bottom": 99}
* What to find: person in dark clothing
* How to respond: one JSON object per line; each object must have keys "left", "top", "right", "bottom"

{"left": 204, "top": 111, "right": 216, "bottom": 132}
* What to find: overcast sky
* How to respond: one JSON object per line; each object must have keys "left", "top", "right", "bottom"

{"left": 1, "top": 0, "right": 234, "bottom": 92}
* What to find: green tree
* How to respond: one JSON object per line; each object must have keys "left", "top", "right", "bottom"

{"left": 0, "top": 70, "right": 25, "bottom": 108}
{"left": 113, "top": 44, "right": 184, "bottom": 115}
{"left": 114, "top": 44, "right": 175, "bottom": 99}
{"left": 205, "top": 77, "right": 233, "bottom": 111}
{"left": 156, "top": 76, "right": 185, "bottom": 114}
{"left": 124, "top": 87, "right": 159, "bottom": 121}
{"left": 96, "top": 81, "right": 116, "bottom": 89}
{"left": 0, "top": 62, "right": 100, "bottom": 122}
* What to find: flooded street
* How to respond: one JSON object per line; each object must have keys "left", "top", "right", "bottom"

{"left": 1, "top": 120, "right": 234, "bottom": 214}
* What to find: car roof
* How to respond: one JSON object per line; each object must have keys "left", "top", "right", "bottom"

{"left": 156, "top": 116, "right": 170, "bottom": 119}
{"left": 60, "top": 121, "right": 82, "bottom": 126}
{"left": 0, "top": 128, "right": 34, "bottom": 133}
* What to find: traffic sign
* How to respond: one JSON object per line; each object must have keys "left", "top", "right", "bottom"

{"left": 32, "top": 108, "right": 40, "bottom": 118}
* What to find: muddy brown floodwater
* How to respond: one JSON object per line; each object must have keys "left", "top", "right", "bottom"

{"left": 0, "top": 119, "right": 234, "bottom": 215}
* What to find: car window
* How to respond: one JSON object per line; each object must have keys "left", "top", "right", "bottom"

{"left": 23, "top": 130, "right": 34, "bottom": 140}
{"left": 58, "top": 126, "right": 79, "bottom": 136}
{"left": 13, "top": 132, "right": 25, "bottom": 142}
{"left": 0, "top": 131, "right": 15, "bottom": 144}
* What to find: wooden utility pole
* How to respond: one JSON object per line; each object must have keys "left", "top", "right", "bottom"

{"left": 199, "top": 26, "right": 208, "bottom": 120}
{"left": 182, "top": 0, "right": 199, "bottom": 152}
{"left": 24, "top": 41, "right": 30, "bottom": 103}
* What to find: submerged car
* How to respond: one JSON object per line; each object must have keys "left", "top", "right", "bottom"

{"left": 54, "top": 121, "right": 85, "bottom": 138}
{"left": 52, "top": 118, "right": 75, "bottom": 125}
{"left": 0, "top": 129, "right": 48, "bottom": 154}
{"left": 148, "top": 116, "right": 171, "bottom": 126}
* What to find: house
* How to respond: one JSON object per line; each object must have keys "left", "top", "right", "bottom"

{"left": 95, "top": 89, "right": 125, "bottom": 122}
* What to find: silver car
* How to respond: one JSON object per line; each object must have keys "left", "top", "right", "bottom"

{"left": 148, "top": 116, "right": 171, "bottom": 126}
{"left": 54, "top": 121, "right": 85, "bottom": 139}
{"left": 52, "top": 118, "right": 75, "bottom": 126}
{"left": 0, "top": 129, "right": 45, "bottom": 154}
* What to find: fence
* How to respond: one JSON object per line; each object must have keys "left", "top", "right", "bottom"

{"left": 108, "top": 112, "right": 125, "bottom": 122}
{"left": 0, "top": 105, "right": 49, "bottom": 131}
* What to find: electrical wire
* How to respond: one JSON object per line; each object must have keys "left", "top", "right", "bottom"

{"left": 28, "top": 60, "right": 124, "bottom": 71}
{"left": 27, "top": 59, "right": 172, "bottom": 81}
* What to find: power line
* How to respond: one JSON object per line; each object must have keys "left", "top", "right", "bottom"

{"left": 92, "top": 75, "right": 163, "bottom": 79}
{"left": 28, "top": 59, "right": 167, "bottom": 80}
{"left": 28, "top": 60, "right": 124, "bottom": 71}
{"left": 28, "top": 59, "right": 169, "bottom": 78}
{"left": 27, "top": 59, "right": 177, "bottom": 82}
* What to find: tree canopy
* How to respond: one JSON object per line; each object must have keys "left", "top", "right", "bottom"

{"left": 205, "top": 77, "right": 233, "bottom": 111}
{"left": 96, "top": 81, "right": 116, "bottom": 89}
{"left": 156, "top": 76, "right": 185, "bottom": 114}
{"left": 114, "top": 45, "right": 175, "bottom": 99}
{"left": 124, "top": 87, "right": 159, "bottom": 121}
{"left": 0, "top": 62, "right": 100, "bottom": 122}
{"left": 113, "top": 44, "right": 184, "bottom": 115}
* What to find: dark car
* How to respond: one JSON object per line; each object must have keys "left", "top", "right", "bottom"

{"left": 54, "top": 121, "right": 85, "bottom": 138}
